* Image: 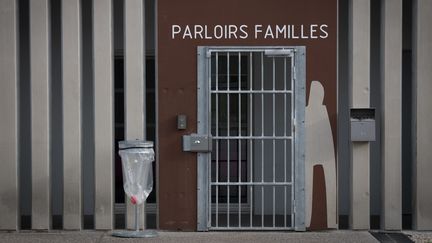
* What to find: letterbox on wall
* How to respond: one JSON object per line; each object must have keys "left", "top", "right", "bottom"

{"left": 350, "top": 108, "right": 376, "bottom": 142}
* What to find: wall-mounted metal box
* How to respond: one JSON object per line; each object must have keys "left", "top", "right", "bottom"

{"left": 182, "top": 134, "right": 213, "bottom": 152}
{"left": 350, "top": 108, "right": 376, "bottom": 142}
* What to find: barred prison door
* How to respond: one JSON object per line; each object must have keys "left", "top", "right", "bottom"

{"left": 196, "top": 47, "right": 306, "bottom": 231}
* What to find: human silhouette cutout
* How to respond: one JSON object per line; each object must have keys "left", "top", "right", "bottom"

{"left": 305, "top": 80, "right": 337, "bottom": 229}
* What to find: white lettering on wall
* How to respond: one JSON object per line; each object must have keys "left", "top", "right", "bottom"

{"left": 264, "top": 25, "right": 274, "bottom": 39}
{"left": 310, "top": 24, "right": 318, "bottom": 39}
{"left": 239, "top": 25, "right": 248, "bottom": 39}
{"left": 254, "top": 25, "right": 262, "bottom": 39}
{"left": 320, "top": 24, "right": 329, "bottom": 38}
{"left": 170, "top": 24, "right": 331, "bottom": 40}
{"left": 276, "top": 25, "right": 287, "bottom": 38}
{"left": 172, "top": 25, "right": 181, "bottom": 39}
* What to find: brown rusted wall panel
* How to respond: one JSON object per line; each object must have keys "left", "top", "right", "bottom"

{"left": 158, "top": 0, "right": 337, "bottom": 231}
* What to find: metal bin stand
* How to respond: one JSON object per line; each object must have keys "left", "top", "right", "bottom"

{"left": 112, "top": 140, "right": 157, "bottom": 238}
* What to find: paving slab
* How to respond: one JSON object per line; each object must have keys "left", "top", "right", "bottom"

{"left": 404, "top": 231, "right": 432, "bottom": 243}
{"left": 0, "top": 230, "right": 379, "bottom": 243}
{"left": 0, "top": 231, "right": 103, "bottom": 243}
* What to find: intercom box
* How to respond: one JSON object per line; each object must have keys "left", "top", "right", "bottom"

{"left": 350, "top": 108, "right": 376, "bottom": 142}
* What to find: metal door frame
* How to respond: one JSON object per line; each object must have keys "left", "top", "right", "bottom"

{"left": 197, "top": 46, "right": 305, "bottom": 231}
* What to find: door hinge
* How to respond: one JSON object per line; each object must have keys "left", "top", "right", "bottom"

{"left": 206, "top": 51, "right": 212, "bottom": 58}
{"left": 293, "top": 199, "right": 296, "bottom": 214}
{"left": 264, "top": 49, "right": 293, "bottom": 57}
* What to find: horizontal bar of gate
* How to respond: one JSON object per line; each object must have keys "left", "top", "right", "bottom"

{"left": 214, "top": 136, "right": 292, "bottom": 140}
{"left": 205, "top": 48, "right": 295, "bottom": 55}
{"left": 211, "top": 204, "right": 250, "bottom": 212}
{"left": 210, "top": 227, "right": 294, "bottom": 231}
{"left": 210, "top": 182, "right": 293, "bottom": 186}
{"left": 210, "top": 90, "right": 293, "bottom": 94}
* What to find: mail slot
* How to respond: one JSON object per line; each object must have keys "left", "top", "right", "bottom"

{"left": 350, "top": 108, "right": 376, "bottom": 142}
{"left": 182, "top": 134, "right": 213, "bottom": 152}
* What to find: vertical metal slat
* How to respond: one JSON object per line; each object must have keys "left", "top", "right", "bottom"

{"left": 226, "top": 53, "right": 230, "bottom": 228}
{"left": 412, "top": 0, "right": 432, "bottom": 230}
{"left": 381, "top": 0, "right": 402, "bottom": 230}
{"left": 349, "top": 0, "right": 371, "bottom": 230}
{"left": 30, "top": 0, "right": 51, "bottom": 230}
{"left": 206, "top": 53, "right": 212, "bottom": 229}
{"left": 62, "top": 0, "right": 82, "bottom": 230}
{"left": 291, "top": 57, "right": 295, "bottom": 227}
{"left": 93, "top": 0, "right": 114, "bottom": 230}
{"left": 197, "top": 47, "right": 209, "bottom": 231}
{"left": 208, "top": 56, "right": 213, "bottom": 229}
{"left": 272, "top": 57, "right": 276, "bottom": 228}
{"left": 249, "top": 52, "right": 253, "bottom": 228}
{"left": 294, "top": 48, "right": 306, "bottom": 231}
{"left": 283, "top": 57, "right": 287, "bottom": 227}
{"left": 0, "top": 0, "right": 19, "bottom": 230}
{"left": 124, "top": 0, "right": 145, "bottom": 230}
{"left": 238, "top": 52, "right": 242, "bottom": 227}
{"left": 260, "top": 52, "right": 264, "bottom": 227}
{"left": 215, "top": 53, "right": 219, "bottom": 227}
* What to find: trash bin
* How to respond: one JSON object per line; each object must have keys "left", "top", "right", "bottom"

{"left": 112, "top": 140, "right": 157, "bottom": 238}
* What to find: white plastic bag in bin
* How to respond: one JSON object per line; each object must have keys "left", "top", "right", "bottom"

{"left": 119, "top": 140, "right": 154, "bottom": 205}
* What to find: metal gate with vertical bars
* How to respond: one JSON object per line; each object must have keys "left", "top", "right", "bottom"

{"left": 196, "top": 46, "right": 306, "bottom": 231}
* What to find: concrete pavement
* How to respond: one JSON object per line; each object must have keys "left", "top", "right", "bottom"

{"left": 0, "top": 230, "right": 379, "bottom": 243}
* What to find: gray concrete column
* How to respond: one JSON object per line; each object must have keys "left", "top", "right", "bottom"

{"left": 348, "top": 0, "right": 370, "bottom": 230}
{"left": 380, "top": 0, "right": 402, "bottom": 230}
{"left": 62, "top": 0, "right": 82, "bottom": 230}
{"left": 412, "top": 0, "right": 432, "bottom": 230}
{"left": 30, "top": 0, "right": 51, "bottom": 230}
{"left": 0, "top": 0, "right": 19, "bottom": 231}
{"left": 93, "top": 0, "right": 114, "bottom": 230}
{"left": 124, "top": 0, "right": 146, "bottom": 229}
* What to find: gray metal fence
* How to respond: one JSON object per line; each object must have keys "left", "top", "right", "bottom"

{"left": 0, "top": 0, "right": 148, "bottom": 230}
